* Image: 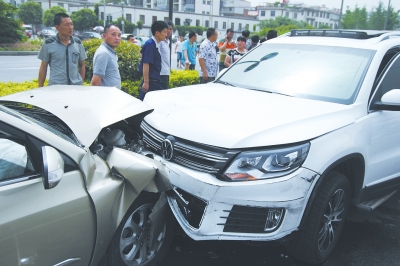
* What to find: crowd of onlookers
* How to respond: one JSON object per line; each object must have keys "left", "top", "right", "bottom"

{"left": 38, "top": 12, "right": 278, "bottom": 101}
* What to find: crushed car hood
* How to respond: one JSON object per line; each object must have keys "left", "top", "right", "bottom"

{"left": 1, "top": 85, "right": 153, "bottom": 147}
{"left": 143, "top": 84, "right": 356, "bottom": 148}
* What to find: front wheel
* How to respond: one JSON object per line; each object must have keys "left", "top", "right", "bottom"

{"left": 107, "top": 192, "right": 175, "bottom": 266}
{"left": 286, "top": 171, "right": 350, "bottom": 264}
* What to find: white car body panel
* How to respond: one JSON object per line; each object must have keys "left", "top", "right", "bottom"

{"left": 0, "top": 85, "right": 153, "bottom": 148}
{"left": 144, "top": 84, "right": 356, "bottom": 148}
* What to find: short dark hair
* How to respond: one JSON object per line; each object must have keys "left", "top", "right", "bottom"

{"left": 54, "top": 13, "right": 69, "bottom": 26}
{"left": 165, "top": 20, "right": 174, "bottom": 28}
{"left": 251, "top": 35, "right": 259, "bottom": 43}
{"left": 242, "top": 30, "right": 250, "bottom": 38}
{"left": 127, "top": 34, "right": 133, "bottom": 40}
{"left": 189, "top": 31, "right": 196, "bottom": 39}
{"left": 267, "top": 30, "right": 278, "bottom": 40}
{"left": 206, "top": 28, "right": 216, "bottom": 38}
{"left": 260, "top": 37, "right": 267, "bottom": 43}
{"left": 226, "top": 28, "right": 234, "bottom": 34}
{"left": 104, "top": 24, "right": 118, "bottom": 34}
{"left": 151, "top": 21, "right": 168, "bottom": 36}
{"left": 236, "top": 36, "right": 246, "bottom": 42}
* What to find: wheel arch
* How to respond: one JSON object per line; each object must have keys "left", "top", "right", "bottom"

{"left": 298, "top": 153, "right": 365, "bottom": 231}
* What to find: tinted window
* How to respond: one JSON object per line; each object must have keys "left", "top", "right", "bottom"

{"left": 219, "top": 44, "right": 375, "bottom": 104}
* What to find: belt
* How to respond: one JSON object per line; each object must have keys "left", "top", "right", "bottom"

{"left": 149, "top": 78, "right": 162, "bottom": 83}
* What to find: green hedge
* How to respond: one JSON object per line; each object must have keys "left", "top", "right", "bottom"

{"left": 0, "top": 71, "right": 200, "bottom": 98}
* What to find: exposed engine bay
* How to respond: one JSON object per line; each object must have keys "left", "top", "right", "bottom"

{"left": 89, "top": 116, "right": 146, "bottom": 160}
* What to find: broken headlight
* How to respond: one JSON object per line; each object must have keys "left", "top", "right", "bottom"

{"left": 224, "top": 143, "right": 310, "bottom": 181}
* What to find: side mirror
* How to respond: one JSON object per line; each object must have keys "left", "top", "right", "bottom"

{"left": 381, "top": 89, "right": 400, "bottom": 105}
{"left": 42, "top": 146, "right": 64, "bottom": 189}
{"left": 374, "top": 89, "right": 400, "bottom": 111}
{"left": 216, "top": 68, "right": 228, "bottom": 78}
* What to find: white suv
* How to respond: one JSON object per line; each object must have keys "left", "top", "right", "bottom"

{"left": 140, "top": 30, "right": 400, "bottom": 264}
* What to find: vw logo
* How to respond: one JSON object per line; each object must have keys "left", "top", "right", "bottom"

{"left": 161, "top": 136, "right": 175, "bottom": 161}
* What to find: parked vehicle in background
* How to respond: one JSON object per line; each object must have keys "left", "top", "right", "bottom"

{"left": 22, "top": 24, "right": 33, "bottom": 37}
{"left": 171, "top": 35, "right": 178, "bottom": 43}
{"left": 0, "top": 85, "right": 175, "bottom": 266}
{"left": 82, "top": 32, "right": 102, "bottom": 40}
{"left": 38, "top": 28, "right": 57, "bottom": 39}
{"left": 140, "top": 29, "right": 400, "bottom": 265}
{"left": 134, "top": 36, "right": 149, "bottom": 46}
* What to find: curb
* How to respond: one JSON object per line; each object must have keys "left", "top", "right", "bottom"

{"left": 0, "top": 51, "right": 39, "bottom": 56}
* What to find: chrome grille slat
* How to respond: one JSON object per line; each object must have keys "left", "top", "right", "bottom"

{"left": 141, "top": 123, "right": 164, "bottom": 142}
{"left": 173, "top": 156, "right": 218, "bottom": 173}
{"left": 174, "top": 146, "right": 226, "bottom": 162}
{"left": 141, "top": 121, "right": 231, "bottom": 174}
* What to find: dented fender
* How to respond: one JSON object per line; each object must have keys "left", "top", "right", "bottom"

{"left": 79, "top": 148, "right": 172, "bottom": 266}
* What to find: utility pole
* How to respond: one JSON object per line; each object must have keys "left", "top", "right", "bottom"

{"left": 103, "top": 0, "right": 106, "bottom": 27}
{"left": 338, "top": 0, "right": 344, "bottom": 29}
{"left": 49, "top": 0, "right": 51, "bottom": 8}
{"left": 121, "top": 2, "right": 125, "bottom": 34}
{"left": 384, "top": 0, "right": 391, "bottom": 30}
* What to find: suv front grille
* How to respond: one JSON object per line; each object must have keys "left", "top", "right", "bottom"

{"left": 141, "top": 121, "right": 237, "bottom": 174}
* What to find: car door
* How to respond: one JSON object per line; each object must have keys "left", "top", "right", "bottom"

{"left": 0, "top": 120, "right": 96, "bottom": 266}
{"left": 365, "top": 52, "right": 400, "bottom": 193}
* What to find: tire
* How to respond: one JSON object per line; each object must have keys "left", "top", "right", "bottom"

{"left": 286, "top": 171, "right": 350, "bottom": 264}
{"left": 107, "top": 191, "right": 175, "bottom": 266}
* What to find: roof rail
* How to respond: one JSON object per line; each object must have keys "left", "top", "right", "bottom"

{"left": 290, "top": 30, "right": 386, "bottom": 39}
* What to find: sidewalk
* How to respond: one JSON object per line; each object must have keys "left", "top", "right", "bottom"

{"left": 0, "top": 51, "right": 39, "bottom": 56}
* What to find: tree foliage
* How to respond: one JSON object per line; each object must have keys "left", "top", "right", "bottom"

{"left": 18, "top": 1, "right": 43, "bottom": 25}
{"left": 114, "top": 17, "right": 136, "bottom": 34}
{"left": 342, "top": 2, "right": 399, "bottom": 30}
{"left": 259, "top": 17, "right": 309, "bottom": 30}
{"left": 0, "top": 0, "right": 24, "bottom": 43}
{"left": 42, "top": 6, "right": 66, "bottom": 26}
{"left": 136, "top": 20, "right": 143, "bottom": 30}
{"left": 70, "top": 8, "right": 98, "bottom": 31}
{"left": 175, "top": 25, "right": 205, "bottom": 36}
{"left": 341, "top": 6, "right": 368, "bottom": 29}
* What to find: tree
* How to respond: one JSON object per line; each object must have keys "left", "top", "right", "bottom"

{"left": 368, "top": 1, "right": 399, "bottom": 30}
{"left": 114, "top": 17, "right": 136, "bottom": 34}
{"left": 94, "top": 3, "right": 99, "bottom": 19}
{"left": 18, "top": 1, "right": 43, "bottom": 25}
{"left": 70, "top": 8, "right": 98, "bottom": 31}
{"left": 0, "top": 0, "right": 24, "bottom": 43}
{"left": 341, "top": 6, "right": 368, "bottom": 29}
{"left": 136, "top": 20, "right": 143, "bottom": 33}
{"left": 42, "top": 6, "right": 66, "bottom": 27}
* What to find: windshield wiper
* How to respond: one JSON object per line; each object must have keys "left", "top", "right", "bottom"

{"left": 236, "top": 52, "right": 279, "bottom": 72}
{"left": 215, "top": 80, "right": 236, "bottom": 87}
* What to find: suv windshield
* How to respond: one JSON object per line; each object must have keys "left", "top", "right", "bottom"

{"left": 219, "top": 44, "right": 375, "bottom": 104}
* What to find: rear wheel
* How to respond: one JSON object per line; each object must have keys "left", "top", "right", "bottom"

{"left": 286, "top": 171, "right": 350, "bottom": 264}
{"left": 107, "top": 192, "right": 175, "bottom": 266}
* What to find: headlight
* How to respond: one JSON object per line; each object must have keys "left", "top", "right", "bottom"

{"left": 224, "top": 143, "right": 310, "bottom": 181}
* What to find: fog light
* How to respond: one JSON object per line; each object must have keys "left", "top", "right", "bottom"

{"left": 264, "top": 208, "right": 285, "bottom": 232}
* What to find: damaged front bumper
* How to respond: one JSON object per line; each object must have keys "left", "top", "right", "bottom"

{"left": 154, "top": 155, "right": 319, "bottom": 241}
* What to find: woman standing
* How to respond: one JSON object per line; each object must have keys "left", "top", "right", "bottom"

{"left": 224, "top": 36, "right": 247, "bottom": 68}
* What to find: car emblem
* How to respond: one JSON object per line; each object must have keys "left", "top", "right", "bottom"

{"left": 161, "top": 136, "right": 175, "bottom": 161}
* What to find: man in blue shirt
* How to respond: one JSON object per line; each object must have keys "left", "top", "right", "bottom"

{"left": 139, "top": 21, "right": 168, "bottom": 100}
{"left": 182, "top": 31, "right": 198, "bottom": 70}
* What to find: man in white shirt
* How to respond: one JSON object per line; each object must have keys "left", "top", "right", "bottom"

{"left": 175, "top": 36, "right": 184, "bottom": 68}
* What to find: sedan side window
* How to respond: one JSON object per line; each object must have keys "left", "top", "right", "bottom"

{"left": 0, "top": 138, "right": 34, "bottom": 181}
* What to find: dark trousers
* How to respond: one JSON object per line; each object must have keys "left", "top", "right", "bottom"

{"left": 199, "top": 77, "right": 215, "bottom": 84}
{"left": 160, "top": 75, "right": 169, "bottom": 90}
{"left": 139, "top": 79, "right": 164, "bottom": 100}
{"left": 219, "top": 64, "right": 226, "bottom": 72}
{"left": 189, "top": 64, "right": 195, "bottom": 70}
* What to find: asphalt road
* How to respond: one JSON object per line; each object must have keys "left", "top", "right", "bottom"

{"left": 0, "top": 53, "right": 199, "bottom": 83}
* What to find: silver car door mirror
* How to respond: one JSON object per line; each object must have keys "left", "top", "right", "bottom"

{"left": 42, "top": 146, "right": 64, "bottom": 189}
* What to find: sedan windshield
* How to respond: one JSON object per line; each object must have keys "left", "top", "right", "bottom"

{"left": 218, "top": 44, "right": 375, "bottom": 104}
